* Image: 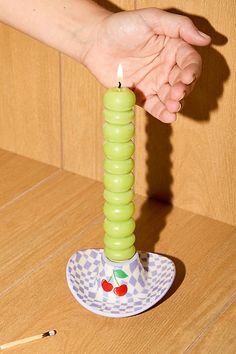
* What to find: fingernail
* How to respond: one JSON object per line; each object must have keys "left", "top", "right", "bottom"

{"left": 198, "top": 31, "right": 211, "bottom": 39}
{"left": 177, "top": 102, "right": 182, "bottom": 112}
{"left": 179, "top": 91, "right": 186, "bottom": 101}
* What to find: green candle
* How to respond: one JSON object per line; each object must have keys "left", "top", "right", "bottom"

{"left": 104, "top": 158, "right": 134, "bottom": 174}
{"left": 104, "top": 172, "right": 134, "bottom": 193}
{"left": 104, "top": 189, "right": 133, "bottom": 205}
{"left": 104, "top": 141, "right": 134, "bottom": 160}
{"left": 103, "top": 85, "right": 136, "bottom": 261}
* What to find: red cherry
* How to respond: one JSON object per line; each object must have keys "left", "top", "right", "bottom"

{"left": 101, "top": 279, "right": 113, "bottom": 292}
{"left": 113, "top": 284, "right": 128, "bottom": 296}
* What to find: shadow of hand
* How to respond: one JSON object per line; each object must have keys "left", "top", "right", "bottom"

{"left": 167, "top": 8, "right": 229, "bottom": 121}
{"left": 135, "top": 8, "right": 229, "bottom": 252}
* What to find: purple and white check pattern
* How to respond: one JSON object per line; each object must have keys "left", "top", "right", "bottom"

{"left": 66, "top": 249, "right": 175, "bottom": 318}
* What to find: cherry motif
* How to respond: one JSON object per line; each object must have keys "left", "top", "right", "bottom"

{"left": 101, "top": 269, "right": 128, "bottom": 296}
{"left": 101, "top": 279, "right": 113, "bottom": 292}
{"left": 113, "top": 284, "right": 128, "bottom": 296}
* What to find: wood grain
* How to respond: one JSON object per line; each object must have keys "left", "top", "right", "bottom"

{"left": 135, "top": 0, "right": 236, "bottom": 225}
{"left": 0, "top": 149, "right": 58, "bottom": 207}
{"left": 0, "top": 169, "right": 103, "bottom": 295}
{"left": 0, "top": 24, "right": 61, "bottom": 166}
{"left": 192, "top": 301, "right": 236, "bottom": 354}
{"left": 61, "top": 60, "right": 104, "bottom": 179}
{"left": 0, "top": 207, "right": 235, "bottom": 354}
{"left": 0, "top": 150, "right": 235, "bottom": 354}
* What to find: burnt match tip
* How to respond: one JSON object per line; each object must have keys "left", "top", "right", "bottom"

{"left": 43, "top": 330, "right": 57, "bottom": 338}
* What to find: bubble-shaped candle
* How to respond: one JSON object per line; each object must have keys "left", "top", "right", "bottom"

{"left": 103, "top": 72, "right": 136, "bottom": 261}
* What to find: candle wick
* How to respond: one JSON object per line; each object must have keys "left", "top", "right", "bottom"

{"left": 118, "top": 82, "right": 121, "bottom": 88}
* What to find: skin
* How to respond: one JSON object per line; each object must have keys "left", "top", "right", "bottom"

{"left": 0, "top": 1, "right": 211, "bottom": 122}
{"left": 83, "top": 8, "right": 211, "bottom": 122}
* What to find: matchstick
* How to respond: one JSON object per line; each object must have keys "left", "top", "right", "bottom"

{"left": 0, "top": 330, "right": 56, "bottom": 350}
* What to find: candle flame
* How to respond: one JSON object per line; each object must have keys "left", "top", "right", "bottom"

{"left": 117, "top": 63, "right": 123, "bottom": 84}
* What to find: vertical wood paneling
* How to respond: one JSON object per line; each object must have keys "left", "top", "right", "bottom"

{"left": 135, "top": 0, "right": 236, "bottom": 225}
{"left": 61, "top": 61, "right": 105, "bottom": 179}
{"left": 0, "top": 1, "right": 235, "bottom": 225}
{"left": 61, "top": 0, "right": 135, "bottom": 180}
{"left": 0, "top": 24, "right": 61, "bottom": 166}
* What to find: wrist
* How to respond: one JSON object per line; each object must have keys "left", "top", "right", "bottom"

{"left": 0, "top": 0, "right": 111, "bottom": 64}
{"left": 62, "top": 1, "right": 111, "bottom": 63}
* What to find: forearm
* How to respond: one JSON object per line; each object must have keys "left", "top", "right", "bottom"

{"left": 0, "top": 0, "right": 110, "bottom": 62}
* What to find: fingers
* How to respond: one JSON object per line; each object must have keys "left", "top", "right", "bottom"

{"left": 144, "top": 95, "right": 177, "bottom": 123}
{"left": 142, "top": 82, "right": 191, "bottom": 123}
{"left": 168, "top": 64, "right": 181, "bottom": 86}
{"left": 175, "top": 43, "right": 202, "bottom": 81}
{"left": 139, "top": 8, "right": 211, "bottom": 46}
{"left": 157, "top": 82, "right": 182, "bottom": 112}
{"left": 157, "top": 41, "right": 200, "bottom": 113}
{"left": 165, "top": 99, "right": 182, "bottom": 113}
{"left": 169, "top": 81, "right": 193, "bottom": 101}
{"left": 157, "top": 81, "right": 193, "bottom": 108}
{"left": 169, "top": 62, "right": 199, "bottom": 87}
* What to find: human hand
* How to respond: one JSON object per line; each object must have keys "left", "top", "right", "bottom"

{"left": 82, "top": 8, "right": 211, "bottom": 122}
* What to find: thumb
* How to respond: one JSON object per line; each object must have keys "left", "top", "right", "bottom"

{"left": 138, "top": 8, "right": 211, "bottom": 46}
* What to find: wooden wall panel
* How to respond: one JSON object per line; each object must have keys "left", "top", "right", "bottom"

{"left": 0, "top": 1, "right": 235, "bottom": 226}
{"left": 135, "top": 0, "right": 236, "bottom": 225}
{"left": 61, "top": 0, "right": 135, "bottom": 179}
{"left": 0, "top": 24, "right": 61, "bottom": 166}
{"left": 61, "top": 61, "right": 104, "bottom": 179}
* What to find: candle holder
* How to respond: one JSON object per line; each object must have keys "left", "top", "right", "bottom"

{"left": 66, "top": 65, "right": 175, "bottom": 317}
{"left": 67, "top": 249, "right": 175, "bottom": 317}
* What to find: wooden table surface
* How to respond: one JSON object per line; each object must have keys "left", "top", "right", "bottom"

{"left": 0, "top": 149, "right": 235, "bottom": 354}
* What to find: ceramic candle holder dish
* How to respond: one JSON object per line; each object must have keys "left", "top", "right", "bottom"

{"left": 66, "top": 249, "right": 175, "bottom": 318}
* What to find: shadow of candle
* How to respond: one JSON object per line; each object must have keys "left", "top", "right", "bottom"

{"left": 135, "top": 9, "right": 229, "bottom": 298}
{"left": 93, "top": 1, "right": 230, "bottom": 298}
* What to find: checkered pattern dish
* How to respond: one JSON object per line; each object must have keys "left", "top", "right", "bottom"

{"left": 66, "top": 249, "right": 175, "bottom": 318}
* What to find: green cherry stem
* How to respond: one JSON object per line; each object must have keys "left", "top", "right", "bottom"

{"left": 108, "top": 275, "right": 113, "bottom": 283}
{"left": 113, "top": 271, "right": 120, "bottom": 286}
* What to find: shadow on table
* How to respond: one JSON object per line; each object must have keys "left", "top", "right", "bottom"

{"left": 136, "top": 254, "right": 186, "bottom": 316}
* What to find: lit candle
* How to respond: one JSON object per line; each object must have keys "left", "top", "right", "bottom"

{"left": 103, "top": 64, "right": 136, "bottom": 261}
